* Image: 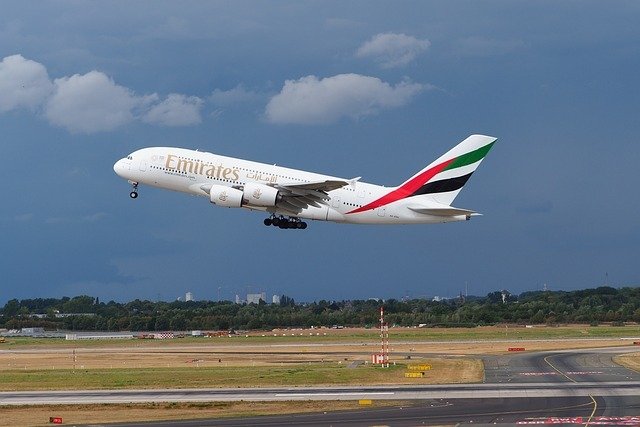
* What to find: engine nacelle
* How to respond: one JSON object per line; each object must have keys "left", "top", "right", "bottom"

{"left": 242, "top": 182, "right": 279, "bottom": 207}
{"left": 209, "top": 185, "right": 243, "bottom": 208}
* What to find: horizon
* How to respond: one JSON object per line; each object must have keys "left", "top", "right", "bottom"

{"left": 2, "top": 283, "right": 635, "bottom": 307}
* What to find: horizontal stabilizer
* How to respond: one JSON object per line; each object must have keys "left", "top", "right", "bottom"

{"left": 408, "top": 203, "right": 478, "bottom": 217}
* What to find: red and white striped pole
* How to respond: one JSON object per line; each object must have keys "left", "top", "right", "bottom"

{"left": 380, "top": 306, "right": 389, "bottom": 368}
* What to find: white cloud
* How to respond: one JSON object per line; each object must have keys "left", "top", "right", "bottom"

{"left": 142, "top": 93, "right": 203, "bottom": 126}
{"left": 0, "top": 54, "right": 204, "bottom": 134}
{"left": 265, "top": 74, "right": 425, "bottom": 125}
{"left": 356, "top": 33, "right": 430, "bottom": 68}
{"left": 209, "top": 85, "right": 264, "bottom": 108}
{"left": 0, "top": 54, "right": 53, "bottom": 112}
{"left": 45, "top": 71, "right": 144, "bottom": 133}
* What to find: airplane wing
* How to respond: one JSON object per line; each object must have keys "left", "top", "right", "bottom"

{"left": 279, "top": 179, "right": 349, "bottom": 192}
{"left": 274, "top": 180, "right": 349, "bottom": 214}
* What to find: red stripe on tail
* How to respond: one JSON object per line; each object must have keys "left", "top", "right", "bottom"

{"left": 347, "top": 158, "right": 454, "bottom": 214}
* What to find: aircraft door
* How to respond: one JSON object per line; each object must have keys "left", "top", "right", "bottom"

{"left": 139, "top": 161, "right": 147, "bottom": 172}
{"left": 376, "top": 207, "right": 386, "bottom": 217}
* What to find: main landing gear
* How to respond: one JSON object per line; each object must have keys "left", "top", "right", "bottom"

{"left": 129, "top": 182, "right": 139, "bottom": 199}
{"left": 264, "top": 215, "right": 307, "bottom": 230}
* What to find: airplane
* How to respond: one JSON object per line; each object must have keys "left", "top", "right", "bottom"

{"left": 113, "top": 134, "right": 497, "bottom": 229}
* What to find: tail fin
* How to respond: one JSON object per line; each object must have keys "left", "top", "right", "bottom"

{"left": 346, "top": 134, "right": 496, "bottom": 214}
{"left": 398, "top": 134, "right": 497, "bottom": 205}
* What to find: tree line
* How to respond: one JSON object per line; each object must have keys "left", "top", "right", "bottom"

{"left": 1, "top": 286, "right": 640, "bottom": 332}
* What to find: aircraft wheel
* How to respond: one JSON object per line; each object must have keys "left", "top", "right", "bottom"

{"left": 301, "top": 222, "right": 307, "bottom": 229}
{"left": 129, "top": 191, "right": 138, "bottom": 199}
{"left": 264, "top": 218, "right": 272, "bottom": 226}
{"left": 272, "top": 217, "right": 280, "bottom": 226}
{"left": 278, "top": 223, "right": 288, "bottom": 229}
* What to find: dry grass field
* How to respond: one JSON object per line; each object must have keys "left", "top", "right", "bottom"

{"left": 613, "top": 352, "right": 640, "bottom": 373}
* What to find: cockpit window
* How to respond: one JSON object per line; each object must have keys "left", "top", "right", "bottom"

{"left": 127, "top": 155, "right": 133, "bottom": 160}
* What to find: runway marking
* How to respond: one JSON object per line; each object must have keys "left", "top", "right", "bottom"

{"left": 274, "top": 392, "right": 395, "bottom": 397}
{"left": 520, "top": 372, "right": 559, "bottom": 376}
{"left": 518, "top": 416, "right": 640, "bottom": 425}
{"left": 520, "top": 372, "right": 604, "bottom": 376}
{"left": 543, "top": 355, "right": 598, "bottom": 426}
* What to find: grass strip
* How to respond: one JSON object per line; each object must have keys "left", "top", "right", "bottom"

{"left": 0, "top": 359, "right": 482, "bottom": 391}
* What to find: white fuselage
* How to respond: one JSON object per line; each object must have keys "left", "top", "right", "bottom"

{"left": 113, "top": 147, "right": 470, "bottom": 225}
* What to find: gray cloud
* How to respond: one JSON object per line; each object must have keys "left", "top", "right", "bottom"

{"left": 14, "top": 213, "right": 34, "bottom": 222}
{"left": 82, "top": 212, "right": 109, "bottom": 222}
{"left": 454, "top": 36, "right": 525, "bottom": 57}
{"left": 209, "top": 85, "right": 264, "bottom": 108}
{"left": 142, "top": 93, "right": 203, "bottom": 126}
{"left": 265, "top": 74, "right": 426, "bottom": 125}
{"left": 356, "top": 33, "right": 430, "bottom": 68}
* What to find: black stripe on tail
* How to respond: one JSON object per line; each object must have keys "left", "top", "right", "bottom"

{"left": 411, "top": 172, "right": 473, "bottom": 196}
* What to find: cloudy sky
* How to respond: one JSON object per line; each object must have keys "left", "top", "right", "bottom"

{"left": 1, "top": 1, "right": 638, "bottom": 304}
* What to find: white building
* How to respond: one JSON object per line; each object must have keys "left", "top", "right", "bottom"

{"left": 247, "top": 292, "right": 266, "bottom": 304}
{"left": 185, "top": 292, "right": 193, "bottom": 302}
{"left": 272, "top": 295, "right": 281, "bottom": 305}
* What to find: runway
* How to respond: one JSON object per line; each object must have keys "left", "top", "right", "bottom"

{"left": 2, "top": 346, "right": 640, "bottom": 425}
{"left": 2, "top": 381, "right": 640, "bottom": 405}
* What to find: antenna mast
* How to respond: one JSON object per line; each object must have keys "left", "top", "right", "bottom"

{"left": 380, "top": 306, "right": 389, "bottom": 368}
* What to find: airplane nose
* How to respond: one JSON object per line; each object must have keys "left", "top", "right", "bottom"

{"left": 113, "top": 159, "right": 122, "bottom": 176}
{"left": 113, "top": 158, "right": 128, "bottom": 177}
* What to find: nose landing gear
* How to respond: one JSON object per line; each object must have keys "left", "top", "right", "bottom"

{"left": 264, "top": 215, "right": 307, "bottom": 230}
{"left": 129, "top": 182, "right": 139, "bottom": 199}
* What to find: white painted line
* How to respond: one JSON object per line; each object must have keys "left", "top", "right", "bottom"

{"left": 275, "top": 392, "right": 395, "bottom": 397}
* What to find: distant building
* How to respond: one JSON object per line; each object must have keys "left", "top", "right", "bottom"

{"left": 235, "top": 294, "right": 243, "bottom": 304}
{"left": 31, "top": 313, "right": 96, "bottom": 319}
{"left": 272, "top": 295, "right": 281, "bottom": 305}
{"left": 21, "top": 327, "right": 44, "bottom": 334}
{"left": 185, "top": 292, "right": 193, "bottom": 302}
{"left": 247, "top": 292, "right": 266, "bottom": 304}
{"left": 66, "top": 333, "right": 133, "bottom": 340}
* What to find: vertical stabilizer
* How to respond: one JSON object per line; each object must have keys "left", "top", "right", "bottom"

{"left": 347, "top": 134, "right": 497, "bottom": 214}
{"left": 400, "top": 134, "right": 497, "bottom": 205}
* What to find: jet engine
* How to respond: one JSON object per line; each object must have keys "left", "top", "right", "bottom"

{"left": 242, "top": 182, "right": 279, "bottom": 207}
{"left": 209, "top": 185, "right": 243, "bottom": 208}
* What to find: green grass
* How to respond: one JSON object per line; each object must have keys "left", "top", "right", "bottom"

{"left": 3, "top": 325, "right": 640, "bottom": 349}
{"left": 0, "top": 363, "right": 411, "bottom": 391}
